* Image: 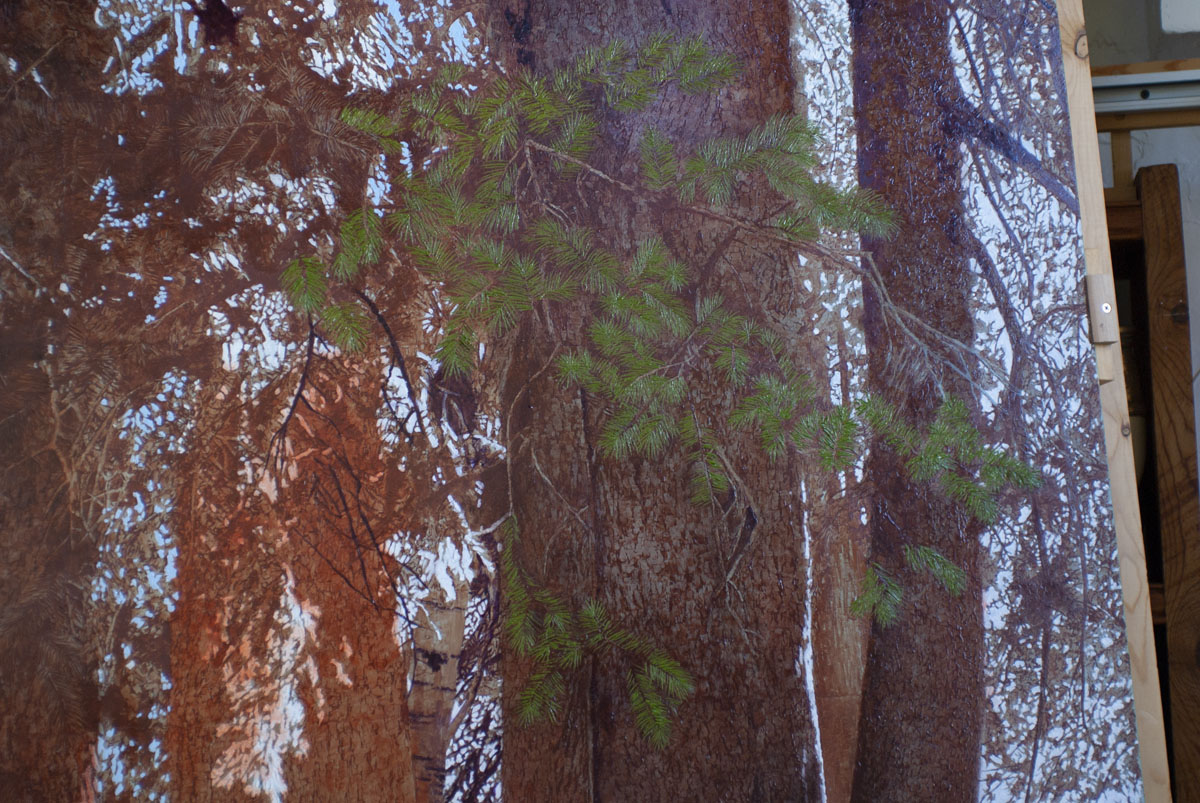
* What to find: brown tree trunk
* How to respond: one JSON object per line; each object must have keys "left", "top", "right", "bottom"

{"left": 810, "top": 481, "right": 871, "bottom": 803}
{"left": 0, "top": 388, "right": 95, "bottom": 802}
{"left": 488, "top": 2, "right": 833, "bottom": 799}
{"left": 848, "top": 1, "right": 984, "bottom": 799}
{"left": 166, "top": 375, "right": 269, "bottom": 802}
{"left": 3, "top": 1, "right": 477, "bottom": 799}
{"left": 285, "top": 537, "right": 417, "bottom": 803}
{"left": 0, "top": 11, "right": 125, "bottom": 795}
{"left": 167, "top": 359, "right": 420, "bottom": 802}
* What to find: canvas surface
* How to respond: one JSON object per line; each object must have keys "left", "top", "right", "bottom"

{"left": 0, "top": 0, "right": 1141, "bottom": 800}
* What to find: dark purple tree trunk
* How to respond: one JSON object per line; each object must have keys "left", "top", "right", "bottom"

{"left": 849, "top": 1, "right": 984, "bottom": 799}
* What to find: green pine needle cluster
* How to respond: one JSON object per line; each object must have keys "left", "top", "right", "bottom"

{"left": 849, "top": 563, "right": 904, "bottom": 628}
{"left": 849, "top": 545, "right": 969, "bottom": 627}
{"left": 501, "top": 519, "right": 694, "bottom": 748}
{"left": 856, "top": 395, "right": 1041, "bottom": 525}
{"left": 903, "top": 544, "right": 967, "bottom": 596}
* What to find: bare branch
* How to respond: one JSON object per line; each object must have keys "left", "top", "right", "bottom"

{"left": 355, "top": 289, "right": 428, "bottom": 443}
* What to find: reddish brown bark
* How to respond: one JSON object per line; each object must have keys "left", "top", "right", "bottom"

{"left": 0, "top": 6, "right": 159, "bottom": 799}
{"left": 166, "top": 350, "right": 423, "bottom": 801}
{"left": 810, "top": 487, "right": 871, "bottom": 803}
{"left": 1, "top": 0, "right": 476, "bottom": 799}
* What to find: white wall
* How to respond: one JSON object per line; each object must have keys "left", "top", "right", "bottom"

{"left": 1162, "top": 0, "right": 1200, "bottom": 34}
{"left": 1083, "top": 0, "right": 1200, "bottom": 65}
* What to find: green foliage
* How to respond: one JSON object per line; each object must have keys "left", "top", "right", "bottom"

{"left": 678, "top": 412, "right": 729, "bottom": 506}
{"left": 854, "top": 394, "right": 921, "bottom": 456}
{"left": 848, "top": 545, "right": 968, "bottom": 626}
{"left": 638, "top": 129, "right": 676, "bottom": 190}
{"left": 340, "top": 106, "right": 403, "bottom": 154}
{"left": 501, "top": 519, "right": 694, "bottom": 747}
{"left": 282, "top": 31, "right": 1044, "bottom": 721}
{"left": 899, "top": 396, "right": 1040, "bottom": 525}
{"left": 903, "top": 544, "right": 967, "bottom": 596}
{"left": 333, "top": 208, "right": 384, "bottom": 280}
{"left": 321, "top": 303, "right": 368, "bottom": 351}
{"left": 849, "top": 564, "right": 903, "bottom": 628}
{"left": 281, "top": 257, "right": 326, "bottom": 315}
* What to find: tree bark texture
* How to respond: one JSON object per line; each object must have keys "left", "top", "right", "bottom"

{"left": 167, "top": 349, "right": 424, "bottom": 802}
{"left": 849, "top": 1, "right": 984, "bottom": 800}
{"left": 487, "top": 1, "right": 839, "bottom": 800}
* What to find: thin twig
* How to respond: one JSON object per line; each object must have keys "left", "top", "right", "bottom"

{"left": 2, "top": 40, "right": 61, "bottom": 102}
{"left": 356, "top": 289, "right": 428, "bottom": 443}
{"left": 526, "top": 140, "right": 635, "bottom": 192}
{"left": 268, "top": 318, "right": 315, "bottom": 474}
{"left": 503, "top": 344, "right": 561, "bottom": 514}
{"left": 0, "top": 244, "right": 45, "bottom": 293}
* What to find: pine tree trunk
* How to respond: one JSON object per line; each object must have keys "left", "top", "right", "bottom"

{"left": 284, "top": 505, "right": 417, "bottom": 803}
{"left": 810, "top": 478, "right": 871, "bottom": 803}
{"left": 0, "top": 392, "right": 94, "bottom": 802}
{"left": 848, "top": 1, "right": 984, "bottom": 799}
{"left": 487, "top": 2, "right": 834, "bottom": 799}
{"left": 166, "top": 376, "right": 263, "bottom": 802}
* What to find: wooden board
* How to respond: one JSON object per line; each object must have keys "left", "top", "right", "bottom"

{"left": 1140, "top": 164, "right": 1200, "bottom": 802}
{"left": 1056, "top": 1, "right": 1173, "bottom": 799}
{"left": 1097, "top": 109, "right": 1200, "bottom": 132}
{"left": 1106, "top": 200, "right": 1145, "bottom": 242}
{"left": 1094, "top": 58, "right": 1200, "bottom": 77}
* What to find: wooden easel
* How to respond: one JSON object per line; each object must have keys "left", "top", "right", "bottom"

{"left": 1058, "top": 1, "right": 1174, "bottom": 799}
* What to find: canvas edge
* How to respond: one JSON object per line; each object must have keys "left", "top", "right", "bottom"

{"left": 1055, "top": 0, "right": 1173, "bottom": 798}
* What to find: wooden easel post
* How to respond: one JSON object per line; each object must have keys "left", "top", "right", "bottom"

{"left": 1057, "top": 1, "right": 1173, "bottom": 799}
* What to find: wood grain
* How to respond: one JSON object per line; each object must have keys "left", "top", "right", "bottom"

{"left": 1094, "top": 58, "right": 1200, "bottom": 77}
{"left": 1098, "top": 109, "right": 1200, "bottom": 132}
{"left": 1140, "top": 164, "right": 1200, "bottom": 803}
{"left": 1087, "top": 272, "right": 1120, "bottom": 344}
{"left": 1112, "top": 130, "right": 1134, "bottom": 190}
{"left": 1151, "top": 581, "right": 1166, "bottom": 627}
{"left": 1106, "top": 201, "right": 1144, "bottom": 242}
{"left": 1057, "top": 1, "right": 1173, "bottom": 799}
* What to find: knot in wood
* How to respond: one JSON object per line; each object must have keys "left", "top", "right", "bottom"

{"left": 1170, "top": 301, "right": 1189, "bottom": 325}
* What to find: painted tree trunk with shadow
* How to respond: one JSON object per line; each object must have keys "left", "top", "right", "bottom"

{"left": 849, "top": 1, "right": 984, "bottom": 799}
{"left": 483, "top": 1, "right": 842, "bottom": 800}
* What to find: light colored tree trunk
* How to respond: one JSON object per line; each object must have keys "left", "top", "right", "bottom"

{"left": 410, "top": 569, "right": 469, "bottom": 803}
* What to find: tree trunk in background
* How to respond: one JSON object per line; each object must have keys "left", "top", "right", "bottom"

{"left": 810, "top": 466, "right": 871, "bottom": 803}
{"left": 0, "top": 382, "right": 94, "bottom": 802}
{"left": 168, "top": 351, "right": 422, "bottom": 801}
{"left": 410, "top": 566, "right": 468, "bottom": 803}
{"left": 487, "top": 2, "right": 835, "bottom": 799}
{"left": 849, "top": 1, "right": 984, "bottom": 799}
{"left": 0, "top": 0, "right": 474, "bottom": 800}
{"left": 0, "top": 6, "right": 132, "bottom": 799}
